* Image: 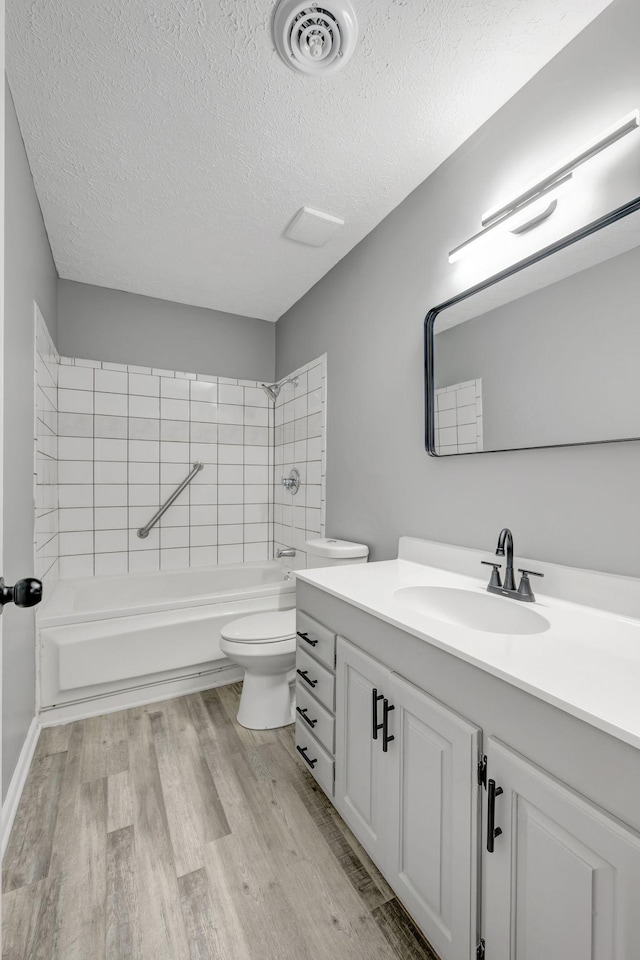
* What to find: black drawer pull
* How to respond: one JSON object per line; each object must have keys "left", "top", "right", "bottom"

{"left": 372, "top": 687, "right": 384, "bottom": 740}
{"left": 296, "top": 745, "right": 318, "bottom": 769}
{"left": 297, "top": 630, "right": 318, "bottom": 647}
{"left": 487, "top": 779, "right": 504, "bottom": 852}
{"left": 296, "top": 706, "right": 317, "bottom": 728}
{"left": 296, "top": 669, "right": 317, "bottom": 688}
{"left": 382, "top": 699, "right": 395, "bottom": 752}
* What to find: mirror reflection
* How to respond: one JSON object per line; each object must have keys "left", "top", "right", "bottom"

{"left": 427, "top": 201, "right": 640, "bottom": 455}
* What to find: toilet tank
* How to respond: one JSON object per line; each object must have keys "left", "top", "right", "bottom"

{"left": 305, "top": 537, "right": 369, "bottom": 568}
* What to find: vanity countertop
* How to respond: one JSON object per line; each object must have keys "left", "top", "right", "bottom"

{"left": 295, "top": 544, "right": 640, "bottom": 750}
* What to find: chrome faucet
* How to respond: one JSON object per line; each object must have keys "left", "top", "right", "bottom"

{"left": 481, "top": 528, "right": 544, "bottom": 602}
{"left": 277, "top": 547, "right": 296, "bottom": 559}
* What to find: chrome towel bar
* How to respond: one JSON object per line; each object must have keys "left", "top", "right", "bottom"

{"left": 137, "top": 462, "right": 204, "bottom": 538}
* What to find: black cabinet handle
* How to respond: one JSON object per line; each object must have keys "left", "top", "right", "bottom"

{"left": 296, "top": 745, "right": 317, "bottom": 769}
{"left": 297, "top": 630, "right": 318, "bottom": 647}
{"left": 382, "top": 698, "right": 395, "bottom": 752}
{"left": 296, "top": 706, "right": 317, "bottom": 728}
{"left": 0, "top": 577, "right": 43, "bottom": 612}
{"left": 296, "top": 668, "right": 317, "bottom": 688}
{"left": 372, "top": 687, "right": 384, "bottom": 740}
{"left": 487, "top": 778, "right": 503, "bottom": 852}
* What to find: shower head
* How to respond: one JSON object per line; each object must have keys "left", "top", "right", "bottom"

{"left": 261, "top": 377, "right": 299, "bottom": 402}
{"left": 262, "top": 383, "right": 280, "bottom": 401}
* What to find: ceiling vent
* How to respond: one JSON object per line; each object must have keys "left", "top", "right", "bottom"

{"left": 273, "top": 0, "right": 358, "bottom": 77}
{"left": 284, "top": 206, "right": 345, "bottom": 246}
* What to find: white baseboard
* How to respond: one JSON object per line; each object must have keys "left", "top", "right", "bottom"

{"left": 2, "top": 717, "right": 41, "bottom": 860}
{"left": 39, "top": 664, "right": 244, "bottom": 726}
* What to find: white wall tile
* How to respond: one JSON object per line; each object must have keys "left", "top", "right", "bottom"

{"left": 58, "top": 437, "right": 93, "bottom": 461}
{"left": 130, "top": 394, "right": 160, "bottom": 418}
{"left": 191, "top": 545, "right": 219, "bottom": 566}
{"left": 95, "top": 552, "right": 128, "bottom": 576}
{"left": 58, "top": 389, "right": 93, "bottom": 414}
{"left": 95, "top": 507, "right": 128, "bottom": 530}
{"left": 161, "top": 376, "right": 189, "bottom": 399}
{"left": 129, "top": 550, "right": 160, "bottom": 573}
{"left": 216, "top": 545, "right": 241, "bottom": 565}
{"left": 50, "top": 355, "right": 328, "bottom": 578}
{"left": 95, "top": 529, "right": 128, "bottom": 553}
{"left": 95, "top": 369, "right": 128, "bottom": 393}
{"left": 129, "top": 373, "right": 160, "bottom": 397}
{"left": 95, "top": 392, "right": 128, "bottom": 416}
{"left": 58, "top": 365, "right": 93, "bottom": 390}
{"left": 95, "top": 439, "right": 127, "bottom": 461}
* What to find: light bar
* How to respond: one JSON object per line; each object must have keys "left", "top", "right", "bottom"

{"left": 449, "top": 109, "right": 639, "bottom": 265}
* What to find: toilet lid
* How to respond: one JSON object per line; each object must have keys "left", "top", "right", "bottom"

{"left": 221, "top": 609, "right": 296, "bottom": 643}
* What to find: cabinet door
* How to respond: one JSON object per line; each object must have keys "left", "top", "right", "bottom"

{"left": 334, "top": 636, "right": 390, "bottom": 865}
{"left": 386, "top": 672, "right": 481, "bottom": 960}
{"left": 484, "top": 738, "right": 640, "bottom": 960}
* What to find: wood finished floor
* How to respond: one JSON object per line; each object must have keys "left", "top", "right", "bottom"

{"left": 2, "top": 683, "right": 440, "bottom": 960}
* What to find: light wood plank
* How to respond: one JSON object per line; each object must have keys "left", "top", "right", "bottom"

{"left": 2, "top": 752, "right": 66, "bottom": 893}
{"left": 48, "top": 721, "right": 86, "bottom": 878}
{"left": 126, "top": 706, "right": 191, "bottom": 960}
{"left": 371, "top": 899, "right": 441, "bottom": 960}
{"left": 107, "top": 770, "right": 133, "bottom": 833}
{"left": 150, "top": 700, "right": 230, "bottom": 878}
{"left": 55, "top": 778, "right": 108, "bottom": 960}
{"left": 204, "top": 831, "right": 310, "bottom": 960}
{"left": 79, "top": 710, "right": 129, "bottom": 783}
{"left": 106, "top": 825, "right": 142, "bottom": 960}
{"left": 178, "top": 866, "right": 231, "bottom": 960}
{"left": 35, "top": 723, "right": 72, "bottom": 759}
{"left": 2, "top": 877, "right": 63, "bottom": 960}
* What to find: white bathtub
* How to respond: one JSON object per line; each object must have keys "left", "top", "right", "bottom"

{"left": 38, "top": 561, "right": 296, "bottom": 713}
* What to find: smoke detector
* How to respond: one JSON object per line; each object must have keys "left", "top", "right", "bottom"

{"left": 273, "top": 0, "right": 358, "bottom": 77}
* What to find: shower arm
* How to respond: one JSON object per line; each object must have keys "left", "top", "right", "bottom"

{"left": 261, "top": 376, "right": 299, "bottom": 401}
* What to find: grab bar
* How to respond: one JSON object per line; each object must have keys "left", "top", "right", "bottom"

{"left": 137, "top": 462, "right": 204, "bottom": 538}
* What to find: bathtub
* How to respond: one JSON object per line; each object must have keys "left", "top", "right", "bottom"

{"left": 38, "top": 561, "right": 296, "bottom": 714}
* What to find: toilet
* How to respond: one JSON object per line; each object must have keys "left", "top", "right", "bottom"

{"left": 220, "top": 537, "right": 368, "bottom": 729}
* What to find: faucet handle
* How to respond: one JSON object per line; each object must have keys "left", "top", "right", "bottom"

{"left": 517, "top": 568, "right": 544, "bottom": 601}
{"left": 481, "top": 560, "right": 502, "bottom": 589}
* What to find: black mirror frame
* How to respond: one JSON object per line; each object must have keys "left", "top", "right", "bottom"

{"left": 424, "top": 194, "right": 640, "bottom": 456}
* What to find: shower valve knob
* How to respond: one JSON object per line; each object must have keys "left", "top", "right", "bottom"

{"left": 0, "top": 577, "right": 43, "bottom": 611}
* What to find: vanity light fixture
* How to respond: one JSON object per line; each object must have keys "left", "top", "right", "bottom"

{"left": 448, "top": 109, "right": 639, "bottom": 264}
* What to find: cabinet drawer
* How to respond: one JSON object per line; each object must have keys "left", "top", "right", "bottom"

{"left": 296, "top": 611, "right": 336, "bottom": 670}
{"left": 295, "top": 683, "right": 335, "bottom": 754}
{"left": 295, "top": 721, "right": 334, "bottom": 797}
{"left": 296, "top": 647, "right": 335, "bottom": 711}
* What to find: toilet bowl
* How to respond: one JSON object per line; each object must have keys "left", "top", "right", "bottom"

{"left": 221, "top": 538, "right": 369, "bottom": 730}
{"left": 220, "top": 609, "right": 297, "bottom": 729}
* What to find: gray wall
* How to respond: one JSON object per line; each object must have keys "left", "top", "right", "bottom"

{"left": 435, "top": 244, "right": 640, "bottom": 449}
{"left": 58, "top": 280, "right": 275, "bottom": 382}
{"left": 4, "top": 82, "right": 58, "bottom": 798}
{"left": 276, "top": 0, "right": 640, "bottom": 578}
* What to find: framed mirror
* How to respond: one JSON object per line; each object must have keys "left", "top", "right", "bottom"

{"left": 424, "top": 196, "right": 640, "bottom": 455}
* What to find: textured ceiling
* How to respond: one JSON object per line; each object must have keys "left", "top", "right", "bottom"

{"left": 8, "top": 0, "right": 613, "bottom": 321}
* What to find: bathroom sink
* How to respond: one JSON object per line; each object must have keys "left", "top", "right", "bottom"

{"left": 393, "top": 585, "right": 550, "bottom": 635}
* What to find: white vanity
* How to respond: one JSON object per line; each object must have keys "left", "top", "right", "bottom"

{"left": 294, "top": 537, "right": 640, "bottom": 960}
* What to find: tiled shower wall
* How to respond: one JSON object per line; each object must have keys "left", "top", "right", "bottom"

{"left": 35, "top": 348, "right": 327, "bottom": 578}
{"left": 34, "top": 308, "right": 60, "bottom": 582}
{"left": 273, "top": 355, "right": 326, "bottom": 569}
{"left": 54, "top": 359, "right": 274, "bottom": 577}
{"left": 434, "top": 379, "right": 483, "bottom": 455}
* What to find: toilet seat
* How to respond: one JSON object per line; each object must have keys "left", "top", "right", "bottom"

{"left": 220, "top": 609, "right": 296, "bottom": 644}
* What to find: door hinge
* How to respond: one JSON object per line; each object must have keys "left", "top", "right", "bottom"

{"left": 477, "top": 755, "right": 487, "bottom": 788}
{"left": 476, "top": 938, "right": 486, "bottom": 959}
